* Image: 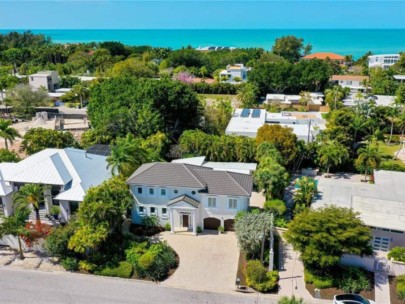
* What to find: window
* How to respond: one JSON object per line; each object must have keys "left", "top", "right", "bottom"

{"left": 161, "top": 189, "right": 166, "bottom": 196}
{"left": 149, "top": 188, "right": 154, "bottom": 195}
{"left": 373, "top": 237, "right": 390, "bottom": 252}
{"left": 208, "top": 197, "right": 217, "bottom": 208}
{"left": 137, "top": 187, "right": 143, "bottom": 194}
{"left": 162, "top": 208, "right": 167, "bottom": 216}
{"left": 150, "top": 207, "right": 156, "bottom": 215}
{"left": 174, "top": 189, "right": 178, "bottom": 194}
{"left": 228, "top": 198, "right": 238, "bottom": 209}
{"left": 138, "top": 206, "right": 145, "bottom": 214}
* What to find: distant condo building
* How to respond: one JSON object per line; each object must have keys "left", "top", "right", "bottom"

{"left": 225, "top": 108, "right": 326, "bottom": 142}
{"left": 368, "top": 54, "right": 400, "bottom": 69}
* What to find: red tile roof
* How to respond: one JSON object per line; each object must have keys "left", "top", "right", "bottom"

{"left": 303, "top": 52, "right": 345, "bottom": 61}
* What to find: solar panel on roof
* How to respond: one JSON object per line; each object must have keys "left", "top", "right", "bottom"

{"left": 240, "top": 109, "right": 250, "bottom": 117}
{"left": 252, "top": 109, "right": 261, "bottom": 118}
{"left": 86, "top": 144, "right": 111, "bottom": 156}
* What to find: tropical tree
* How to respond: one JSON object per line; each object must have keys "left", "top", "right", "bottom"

{"left": 107, "top": 134, "right": 150, "bottom": 177}
{"left": 325, "top": 85, "right": 346, "bottom": 110}
{"left": 0, "top": 119, "right": 20, "bottom": 150}
{"left": 355, "top": 145, "right": 381, "bottom": 182}
{"left": 254, "top": 158, "right": 289, "bottom": 199}
{"left": 293, "top": 176, "right": 317, "bottom": 210}
{"left": 272, "top": 36, "right": 305, "bottom": 62}
{"left": 71, "top": 82, "right": 90, "bottom": 109}
{"left": 0, "top": 208, "right": 30, "bottom": 259}
{"left": 318, "top": 140, "right": 349, "bottom": 177}
{"left": 284, "top": 206, "right": 372, "bottom": 270}
{"left": 0, "top": 148, "right": 20, "bottom": 162}
{"left": 13, "top": 184, "right": 44, "bottom": 223}
{"left": 236, "top": 83, "right": 259, "bottom": 108}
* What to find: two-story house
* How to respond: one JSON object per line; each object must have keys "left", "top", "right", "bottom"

{"left": 219, "top": 64, "right": 248, "bottom": 83}
{"left": 126, "top": 162, "right": 253, "bottom": 235}
{"left": 330, "top": 75, "right": 370, "bottom": 92}
{"left": 29, "top": 70, "right": 60, "bottom": 92}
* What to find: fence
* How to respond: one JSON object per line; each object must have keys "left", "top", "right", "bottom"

{"left": 341, "top": 254, "right": 405, "bottom": 276}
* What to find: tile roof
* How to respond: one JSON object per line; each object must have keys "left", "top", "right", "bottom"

{"left": 303, "top": 52, "right": 345, "bottom": 60}
{"left": 127, "top": 162, "right": 253, "bottom": 196}
{"left": 168, "top": 195, "right": 200, "bottom": 208}
{"left": 331, "top": 75, "right": 370, "bottom": 82}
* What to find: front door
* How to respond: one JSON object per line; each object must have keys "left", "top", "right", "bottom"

{"left": 182, "top": 214, "right": 189, "bottom": 228}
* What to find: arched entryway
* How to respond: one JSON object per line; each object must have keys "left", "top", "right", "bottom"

{"left": 204, "top": 217, "right": 220, "bottom": 230}
{"left": 224, "top": 219, "right": 235, "bottom": 231}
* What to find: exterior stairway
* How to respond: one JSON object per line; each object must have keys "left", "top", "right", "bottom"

{"left": 28, "top": 208, "right": 58, "bottom": 226}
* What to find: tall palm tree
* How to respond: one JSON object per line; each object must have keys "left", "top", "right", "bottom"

{"left": 318, "top": 140, "right": 349, "bottom": 177}
{"left": 0, "top": 119, "right": 20, "bottom": 150}
{"left": 355, "top": 145, "right": 381, "bottom": 182}
{"left": 71, "top": 82, "right": 89, "bottom": 109}
{"left": 13, "top": 184, "right": 44, "bottom": 223}
{"left": 106, "top": 134, "right": 149, "bottom": 177}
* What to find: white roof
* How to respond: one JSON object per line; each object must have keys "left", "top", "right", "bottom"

{"left": 313, "top": 170, "right": 405, "bottom": 231}
{"left": 172, "top": 156, "right": 257, "bottom": 174}
{"left": 394, "top": 75, "right": 405, "bottom": 80}
{"left": 0, "top": 148, "right": 112, "bottom": 202}
{"left": 225, "top": 108, "right": 266, "bottom": 137}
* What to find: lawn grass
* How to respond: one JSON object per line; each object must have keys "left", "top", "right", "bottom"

{"left": 377, "top": 141, "right": 405, "bottom": 167}
{"left": 198, "top": 94, "right": 236, "bottom": 100}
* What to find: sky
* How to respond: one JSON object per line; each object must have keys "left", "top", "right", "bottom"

{"left": 0, "top": 1, "right": 404, "bottom": 29}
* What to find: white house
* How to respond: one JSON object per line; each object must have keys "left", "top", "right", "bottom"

{"left": 264, "top": 93, "right": 324, "bottom": 106}
{"left": 0, "top": 148, "right": 112, "bottom": 222}
{"left": 225, "top": 108, "right": 326, "bottom": 142}
{"left": 343, "top": 94, "right": 396, "bottom": 107}
{"left": 29, "top": 71, "right": 60, "bottom": 92}
{"left": 330, "top": 75, "right": 370, "bottom": 92}
{"left": 219, "top": 64, "right": 248, "bottom": 83}
{"left": 126, "top": 162, "right": 253, "bottom": 235}
{"left": 312, "top": 170, "right": 405, "bottom": 252}
{"left": 368, "top": 54, "right": 400, "bottom": 70}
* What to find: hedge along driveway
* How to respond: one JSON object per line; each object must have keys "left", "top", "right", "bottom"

{"left": 160, "top": 231, "right": 239, "bottom": 293}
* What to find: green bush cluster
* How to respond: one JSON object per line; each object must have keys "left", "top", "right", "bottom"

{"left": 125, "top": 241, "right": 177, "bottom": 281}
{"left": 397, "top": 275, "right": 405, "bottom": 300}
{"left": 164, "top": 223, "right": 171, "bottom": 231}
{"left": 61, "top": 257, "right": 79, "bottom": 271}
{"left": 197, "top": 226, "right": 202, "bottom": 233}
{"left": 339, "top": 267, "right": 371, "bottom": 293}
{"left": 304, "top": 269, "right": 334, "bottom": 289}
{"left": 245, "top": 260, "right": 278, "bottom": 292}
{"left": 79, "top": 260, "right": 97, "bottom": 273}
{"left": 95, "top": 261, "right": 133, "bottom": 279}
{"left": 388, "top": 247, "right": 405, "bottom": 263}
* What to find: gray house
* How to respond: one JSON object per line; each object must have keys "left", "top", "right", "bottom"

{"left": 126, "top": 162, "right": 253, "bottom": 235}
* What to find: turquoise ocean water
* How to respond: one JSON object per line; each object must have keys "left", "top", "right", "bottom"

{"left": 1, "top": 29, "right": 405, "bottom": 58}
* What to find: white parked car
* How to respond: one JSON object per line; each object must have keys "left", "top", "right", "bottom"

{"left": 333, "top": 294, "right": 375, "bottom": 304}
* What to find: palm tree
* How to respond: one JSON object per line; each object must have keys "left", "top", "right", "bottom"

{"left": 318, "top": 140, "right": 349, "bottom": 177}
{"left": 0, "top": 119, "right": 20, "bottom": 150}
{"left": 394, "top": 113, "right": 405, "bottom": 159}
{"left": 355, "top": 145, "right": 381, "bottom": 182}
{"left": 107, "top": 134, "right": 149, "bottom": 177}
{"left": 13, "top": 184, "right": 44, "bottom": 223}
{"left": 71, "top": 82, "right": 89, "bottom": 109}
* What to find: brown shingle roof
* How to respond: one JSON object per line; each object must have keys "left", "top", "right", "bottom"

{"left": 168, "top": 195, "right": 200, "bottom": 208}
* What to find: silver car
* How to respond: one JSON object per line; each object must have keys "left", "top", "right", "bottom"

{"left": 333, "top": 294, "right": 376, "bottom": 304}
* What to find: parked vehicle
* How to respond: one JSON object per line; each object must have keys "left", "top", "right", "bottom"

{"left": 333, "top": 294, "right": 375, "bottom": 304}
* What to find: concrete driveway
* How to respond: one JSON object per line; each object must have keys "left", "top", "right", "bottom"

{"left": 159, "top": 231, "right": 239, "bottom": 293}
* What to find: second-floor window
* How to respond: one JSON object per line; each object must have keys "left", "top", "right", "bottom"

{"left": 208, "top": 197, "right": 216, "bottom": 208}
{"left": 150, "top": 207, "right": 156, "bottom": 215}
{"left": 138, "top": 206, "right": 145, "bottom": 214}
{"left": 149, "top": 188, "right": 154, "bottom": 195}
{"left": 161, "top": 189, "right": 166, "bottom": 196}
{"left": 137, "top": 187, "right": 143, "bottom": 194}
{"left": 162, "top": 208, "right": 167, "bottom": 216}
{"left": 228, "top": 198, "right": 238, "bottom": 209}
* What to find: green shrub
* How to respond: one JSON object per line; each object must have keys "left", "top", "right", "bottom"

{"left": 397, "top": 275, "right": 405, "bottom": 300}
{"left": 245, "top": 260, "right": 278, "bottom": 292}
{"left": 197, "top": 226, "right": 202, "bottom": 233}
{"left": 218, "top": 226, "right": 225, "bottom": 233}
{"left": 139, "top": 251, "right": 157, "bottom": 270}
{"left": 61, "top": 257, "right": 79, "bottom": 271}
{"left": 125, "top": 241, "right": 149, "bottom": 266}
{"left": 264, "top": 199, "right": 287, "bottom": 215}
{"left": 380, "top": 161, "right": 405, "bottom": 172}
{"left": 142, "top": 216, "right": 160, "bottom": 227}
{"left": 164, "top": 223, "right": 171, "bottom": 231}
{"left": 339, "top": 267, "right": 371, "bottom": 293}
{"left": 50, "top": 206, "right": 60, "bottom": 216}
{"left": 304, "top": 269, "right": 334, "bottom": 289}
{"left": 388, "top": 247, "right": 405, "bottom": 263}
{"left": 96, "top": 261, "right": 133, "bottom": 279}
{"left": 79, "top": 260, "right": 97, "bottom": 273}
{"left": 45, "top": 224, "right": 76, "bottom": 257}
{"left": 278, "top": 296, "right": 304, "bottom": 304}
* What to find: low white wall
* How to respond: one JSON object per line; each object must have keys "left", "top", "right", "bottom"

{"left": 390, "top": 260, "right": 405, "bottom": 276}
{"left": 341, "top": 254, "right": 375, "bottom": 272}
{"left": 0, "top": 235, "right": 44, "bottom": 252}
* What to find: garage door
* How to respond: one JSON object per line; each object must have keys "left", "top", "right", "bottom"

{"left": 224, "top": 219, "right": 235, "bottom": 231}
{"left": 204, "top": 217, "right": 220, "bottom": 230}
{"left": 373, "top": 237, "right": 390, "bottom": 252}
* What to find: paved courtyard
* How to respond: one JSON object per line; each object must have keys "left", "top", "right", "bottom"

{"left": 159, "top": 231, "right": 240, "bottom": 293}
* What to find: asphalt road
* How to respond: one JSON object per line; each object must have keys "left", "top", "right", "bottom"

{"left": 0, "top": 267, "right": 279, "bottom": 304}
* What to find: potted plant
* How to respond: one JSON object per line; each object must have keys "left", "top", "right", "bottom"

{"left": 218, "top": 226, "right": 225, "bottom": 234}
{"left": 50, "top": 205, "right": 60, "bottom": 220}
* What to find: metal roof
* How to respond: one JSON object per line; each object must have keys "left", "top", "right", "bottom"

{"left": 168, "top": 195, "right": 200, "bottom": 208}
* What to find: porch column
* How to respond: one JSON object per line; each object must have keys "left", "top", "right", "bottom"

{"left": 192, "top": 212, "right": 197, "bottom": 236}
{"left": 44, "top": 187, "right": 52, "bottom": 214}
{"left": 170, "top": 208, "right": 174, "bottom": 234}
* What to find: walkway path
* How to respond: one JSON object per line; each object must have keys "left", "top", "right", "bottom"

{"left": 374, "top": 271, "right": 391, "bottom": 304}
{"left": 277, "top": 235, "right": 313, "bottom": 299}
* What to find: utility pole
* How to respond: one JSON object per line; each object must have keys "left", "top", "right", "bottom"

{"left": 269, "top": 213, "right": 274, "bottom": 271}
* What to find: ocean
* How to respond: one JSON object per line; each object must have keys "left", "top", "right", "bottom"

{"left": 1, "top": 29, "right": 405, "bottom": 58}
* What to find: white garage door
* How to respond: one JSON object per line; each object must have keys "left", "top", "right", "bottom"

{"left": 373, "top": 237, "right": 390, "bottom": 252}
